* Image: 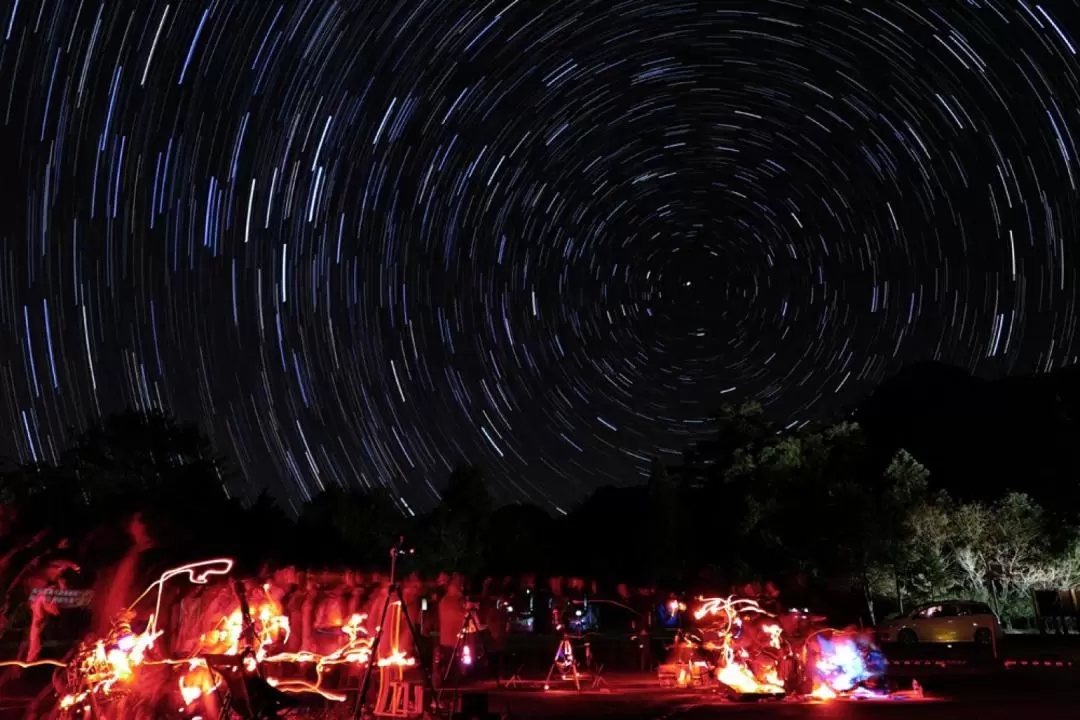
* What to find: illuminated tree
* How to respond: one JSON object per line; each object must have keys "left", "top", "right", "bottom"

{"left": 951, "top": 493, "right": 1057, "bottom": 623}
{"left": 897, "top": 500, "right": 958, "bottom": 603}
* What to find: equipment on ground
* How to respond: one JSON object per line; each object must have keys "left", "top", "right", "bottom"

{"left": 353, "top": 538, "right": 435, "bottom": 720}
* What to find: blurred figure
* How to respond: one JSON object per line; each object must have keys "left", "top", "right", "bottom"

{"left": 547, "top": 576, "right": 566, "bottom": 632}
{"left": 437, "top": 574, "right": 466, "bottom": 683}
{"left": 364, "top": 573, "right": 389, "bottom": 628}
{"left": 299, "top": 572, "right": 319, "bottom": 652}
{"left": 314, "top": 574, "right": 348, "bottom": 655}
{"left": 399, "top": 572, "right": 424, "bottom": 656}
{"left": 284, "top": 570, "right": 309, "bottom": 653}
{"left": 0, "top": 530, "right": 49, "bottom": 640}
{"left": 92, "top": 514, "right": 154, "bottom": 637}
{"left": 634, "top": 587, "right": 655, "bottom": 672}
{"left": 435, "top": 572, "right": 450, "bottom": 594}
{"left": 482, "top": 579, "right": 509, "bottom": 680}
{"left": 23, "top": 544, "right": 80, "bottom": 662}
{"left": 346, "top": 571, "right": 367, "bottom": 618}
{"left": 761, "top": 581, "right": 782, "bottom": 613}
{"left": 420, "top": 577, "right": 441, "bottom": 637}
{"left": 270, "top": 566, "right": 299, "bottom": 606}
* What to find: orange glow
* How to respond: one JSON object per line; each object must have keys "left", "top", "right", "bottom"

{"left": 376, "top": 650, "right": 417, "bottom": 668}
{"left": 55, "top": 621, "right": 164, "bottom": 710}
{"left": 762, "top": 623, "right": 782, "bottom": 649}
{"left": 685, "top": 596, "right": 889, "bottom": 702}
{"left": 177, "top": 660, "right": 219, "bottom": 705}
{"left": 195, "top": 592, "right": 290, "bottom": 658}
{"left": 266, "top": 676, "right": 348, "bottom": 702}
{"left": 26, "top": 559, "right": 415, "bottom": 715}
{"left": 0, "top": 659, "right": 67, "bottom": 668}
{"left": 692, "top": 596, "right": 787, "bottom": 695}
{"left": 717, "top": 661, "right": 784, "bottom": 694}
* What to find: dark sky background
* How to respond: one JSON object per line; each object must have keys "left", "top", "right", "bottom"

{"left": 1, "top": 0, "right": 1080, "bottom": 514}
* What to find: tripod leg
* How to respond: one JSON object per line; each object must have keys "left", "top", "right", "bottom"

{"left": 545, "top": 637, "right": 563, "bottom": 686}
{"left": 571, "top": 640, "right": 581, "bottom": 692}
{"left": 353, "top": 591, "right": 396, "bottom": 719}
{"left": 394, "top": 588, "right": 437, "bottom": 714}
{"left": 468, "top": 612, "right": 494, "bottom": 681}
{"left": 437, "top": 614, "right": 469, "bottom": 706}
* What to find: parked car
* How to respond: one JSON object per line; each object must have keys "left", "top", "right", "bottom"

{"left": 877, "top": 601, "right": 1003, "bottom": 645}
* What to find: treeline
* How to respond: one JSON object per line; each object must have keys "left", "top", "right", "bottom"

{"left": 2, "top": 407, "right": 1078, "bottom": 626}
{"left": 673, "top": 403, "right": 1080, "bottom": 625}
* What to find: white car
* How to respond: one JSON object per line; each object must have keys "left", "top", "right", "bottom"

{"left": 877, "top": 601, "right": 1003, "bottom": 645}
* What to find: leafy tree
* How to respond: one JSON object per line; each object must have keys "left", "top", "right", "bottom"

{"left": 734, "top": 434, "right": 806, "bottom": 573}
{"left": 0, "top": 462, "right": 86, "bottom": 540}
{"left": 1048, "top": 535, "right": 1080, "bottom": 591}
{"left": 0, "top": 410, "right": 269, "bottom": 608}
{"left": 684, "top": 402, "right": 772, "bottom": 488}
{"left": 951, "top": 493, "right": 1056, "bottom": 623}
{"left": 0, "top": 411, "right": 238, "bottom": 548}
{"left": 67, "top": 410, "right": 231, "bottom": 505}
{"left": 873, "top": 450, "right": 933, "bottom": 611}
{"left": 896, "top": 498, "right": 957, "bottom": 604}
{"left": 724, "top": 425, "right": 935, "bottom": 623}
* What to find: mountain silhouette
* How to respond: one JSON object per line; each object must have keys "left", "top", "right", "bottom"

{"left": 857, "top": 361, "right": 1080, "bottom": 514}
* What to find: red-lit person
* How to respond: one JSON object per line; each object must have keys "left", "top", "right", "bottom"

{"left": 91, "top": 514, "right": 154, "bottom": 637}
{"left": 482, "top": 578, "right": 509, "bottom": 680}
{"left": 23, "top": 540, "right": 80, "bottom": 662}
{"left": 634, "top": 587, "right": 655, "bottom": 673}
{"left": 437, "top": 574, "right": 466, "bottom": 684}
{"left": 547, "top": 576, "right": 567, "bottom": 632}
{"left": 0, "top": 530, "right": 49, "bottom": 641}
{"left": 398, "top": 572, "right": 424, "bottom": 658}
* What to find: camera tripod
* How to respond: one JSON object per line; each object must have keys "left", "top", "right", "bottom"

{"left": 435, "top": 603, "right": 488, "bottom": 706}
{"left": 352, "top": 538, "right": 435, "bottom": 720}
{"left": 545, "top": 633, "right": 582, "bottom": 690}
{"left": 544, "top": 631, "right": 608, "bottom": 692}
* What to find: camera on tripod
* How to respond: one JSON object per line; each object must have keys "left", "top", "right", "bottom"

{"left": 389, "top": 536, "right": 415, "bottom": 558}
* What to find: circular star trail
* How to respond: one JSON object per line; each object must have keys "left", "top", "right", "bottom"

{"left": 3, "top": 0, "right": 1080, "bottom": 512}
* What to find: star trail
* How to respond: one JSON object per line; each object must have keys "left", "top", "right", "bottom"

{"left": 2, "top": 0, "right": 1080, "bottom": 513}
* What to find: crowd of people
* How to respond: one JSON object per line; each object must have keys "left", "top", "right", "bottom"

{"left": 0, "top": 512, "right": 792, "bottom": 690}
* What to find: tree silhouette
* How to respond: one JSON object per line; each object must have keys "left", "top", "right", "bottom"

{"left": 419, "top": 463, "right": 493, "bottom": 576}
{"left": 297, "top": 487, "right": 405, "bottom": 567}
{"left": 563, "top": 484, "right": 649, "bottom": 584}
{"left": 0, "top": 410, "right": 247, "bottom": 567}
{"left": 483, "top": 503, "right": 556, "bottom": 576}
{"left": 646, "top": 456, "right": 681, "bottom": 585}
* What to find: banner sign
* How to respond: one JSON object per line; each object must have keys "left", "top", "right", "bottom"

{"left": 28, "top": 588, "right": 94, "bottom": 608}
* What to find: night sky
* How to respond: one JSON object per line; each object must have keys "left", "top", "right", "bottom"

{"left": 1, "top": 0, "right": 1080, "bottom": 514}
